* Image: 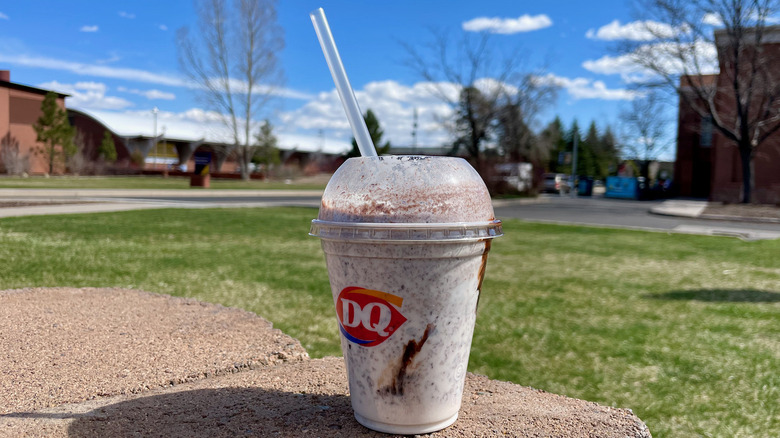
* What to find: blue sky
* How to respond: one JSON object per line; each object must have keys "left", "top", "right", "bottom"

{"left": 0, "top": 0, "right": 676, "bottom": 156}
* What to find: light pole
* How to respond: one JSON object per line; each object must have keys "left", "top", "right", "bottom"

{"left": 161, "top": 126, "right": 167, "bottom": 172}
{"left": 152, "top": 107, "right": 159, "bottom": 170}
{"left": 571, "top": 131, "right": 578, "bottom": 198}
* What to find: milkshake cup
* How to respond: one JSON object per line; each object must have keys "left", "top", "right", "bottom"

{"left": 310, "top": 155, "right": 502, "bottom": 434}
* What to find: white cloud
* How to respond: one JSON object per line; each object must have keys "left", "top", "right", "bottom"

{"left": 38, "top": 81, "right": 134, "bottom": 110}
{"left": 280, "top": 80, "right": 456, "bottom": 149}
{"left": 462, "top": 14, "right": 553, "bottom": 34}
{"left": 80, "top": 25, "right": 99, "bottom": 33}
{"left": 118, "top": 86, "right": 176, "bottom": 100}
{"left": 535, "top": 74, "right": 640, "bottom": 100}
{"left": 701, "top": 11, "right": 780, "bottom": 26}
{"left": 0, "top": 52, "right": 312, "bottom": 100}
{"left": 582, "top": 40, "right": 718, "bottom": 81}
{"left": 0, "top": 53, "right": 185, "bottom": 86}
{"left": 119, "top": 11, "right": 135, "bottom": 19}
{"left": 0, "top": 12, "right": 9, "bottom": 20}
{"left": 701, "top": 13, "right": 723, "bottom": 26}
{"left": 96, "top": 52, "right": 121, "bottom": 64}
{"left": 585, "top": 20, "right": 679, "bottom": 41}
{"left": 582, "top": 54, "right": 646, "bottom": 76}
{"left": 144, "top": 89, "right": 176, "bottom": 100}
{"left": 158, "top": 24, "right": 168, "bottom": 31}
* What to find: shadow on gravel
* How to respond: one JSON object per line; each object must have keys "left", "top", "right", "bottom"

{"left": 645, "top": 289, "right": 780, "bottom": 303}
{"left": 64, "top": 387, "right": 364, "bottom": 438}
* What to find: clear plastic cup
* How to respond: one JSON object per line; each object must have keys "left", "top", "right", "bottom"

{"left": 310, "top": 156, "right": 502, "bottom": 434}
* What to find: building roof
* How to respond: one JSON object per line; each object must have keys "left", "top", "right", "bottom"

{"left": 714, "top": 24, "right": 780, "bottom": 45}
{"left": 0, "top": 79, "right": 69, "bottom": 98}
{"left": 68, "top": 107, "right": 352, "bottom": 155}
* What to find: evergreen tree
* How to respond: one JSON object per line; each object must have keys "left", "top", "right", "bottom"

{"left": 33, "top": 91, "right": 75, "bottom": 174}
{"left": 347, "top": 109, "right": 391, "bottom": 157}
{"left": 579, "top": 121, "right": 599, "bottom": 177}
{"left": 565, "top": 120, "right": 582, "bottom": 176}
{"left": 599, "top": 126, "right": 620, "bottom": 178}
{"left": 253, "top": 119, "right": 281, "bottom": 169}
{"left": 98, "top": 130, "right": 118, "bottom": 162}
{"left": 541, "top": 117, "right": 567, "bottom": 173}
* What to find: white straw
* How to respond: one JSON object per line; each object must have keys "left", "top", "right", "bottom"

{"left": 310, "top": 8, "right": 377, "bottom": 157}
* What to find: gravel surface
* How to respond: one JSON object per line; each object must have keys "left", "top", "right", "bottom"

{"left": 0, "top": 288, "right": 650, "bottom": 437}
{"left": 0, "top": 288, "right": 308, "bottom": 414}
{"left": 3, "top": 358, "right": 651, "bottom": 438}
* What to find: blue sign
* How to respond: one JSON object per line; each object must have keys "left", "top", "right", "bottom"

{"left": 605, "top": 176, "right": 638, "bottom": 199}
{"left": 194, "top": 151, "right": 212, "bottom": 166}
{"left": 193, "top": 151, "right": 212, "bottom": 175}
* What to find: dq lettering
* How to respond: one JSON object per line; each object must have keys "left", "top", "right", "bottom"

{"left": 336, "top": 287, "right": 407, "bottom": 347}
{"left": 341, "top": 299, "right": 392, "bottom": 336}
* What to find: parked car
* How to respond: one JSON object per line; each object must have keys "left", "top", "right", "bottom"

{"left": 542, "top": 173, "right": 572, "bottom": 194}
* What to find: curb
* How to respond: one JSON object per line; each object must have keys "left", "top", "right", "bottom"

{"left": 0, "top": 189, "right": 324, "bottom": 198}
{"left": 649, "top": 200, "right": 780, "bottom": 223}
{"left": 491, "top": 197, "right": 550, "bottom": 207}
{"left": 699, "top": 213, "right": 780, "bottom": 224}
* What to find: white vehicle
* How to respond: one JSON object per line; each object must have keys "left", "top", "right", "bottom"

{"left": 494, "top": 163, "right": 533, "bottom": 192}
{"left": 542, "top": 173, "right": 572, "bottom": 194}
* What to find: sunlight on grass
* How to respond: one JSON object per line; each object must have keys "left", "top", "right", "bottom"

{"left": 0, "top": 208, "right": 777, "bottom": 437}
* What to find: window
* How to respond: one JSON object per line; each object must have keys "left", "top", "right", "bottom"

{"left": 700, "top": 116, "right": 713, "bottom": 147}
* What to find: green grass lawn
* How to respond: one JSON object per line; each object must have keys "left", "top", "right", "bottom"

{"left": 0, "top": 207, "right": 777, "bottom": 437}
{"left": 0, "top": 175, "right": 327, "bottom": 190}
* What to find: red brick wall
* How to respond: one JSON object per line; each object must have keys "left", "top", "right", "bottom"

{"left": 677, "top": 37, "right": 780, "bottom": 204}
{"left": 1, "top": 85, "right": 67, "bottom": 174}
{"left": 709, "top": 39, "right": 780, "bottom": 204}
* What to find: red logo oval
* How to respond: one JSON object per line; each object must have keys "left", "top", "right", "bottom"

{"left": 336, "top": 287, "right": 407, "bottom": 347}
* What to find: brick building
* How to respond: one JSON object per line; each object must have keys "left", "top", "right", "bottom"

{"left": 2, "top": 70, "right": 344, "bottom": 177}
{"left": 0, "top": 70, "right": 68, "bottom": 174}
{"left": 676, "top": 28, "right": 780, "bottom": 204}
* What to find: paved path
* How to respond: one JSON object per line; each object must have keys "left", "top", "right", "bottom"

{"left": 1, "top": 188, "right": 777, "bottom": 240}
{"left": 0, "top": 189, "right": 322, "bottom": 218}
{"left": 494, "top": 195, "right": 780, "bottom": 241}
{"left": 0, "top": 288, "right": 651, "bottom": 437}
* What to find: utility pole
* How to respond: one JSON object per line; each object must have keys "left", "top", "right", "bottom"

{"left": 161, "top": 126, "right": 167, "bottom": 173}
{"left": 152, "top": 107, "right": 159, "bottom": 169}
{"left": 571, "top": 130, "right": 578, "bottom": 197}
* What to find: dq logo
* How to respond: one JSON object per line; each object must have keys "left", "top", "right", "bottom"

{"left": 336, "top": 287, "right": 407, "bottom": 347}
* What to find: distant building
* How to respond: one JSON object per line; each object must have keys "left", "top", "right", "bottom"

{"left": 0, "top": 70, "right": 68, "bottom": 174}
{"left": 1, "top": 70, "right": 343, "bottom": 176}
{"left": 676, "top": 29, "right": 780, "bottom": 204}
{"left": 67, "top": 108, "right": 242, "bottom": 174}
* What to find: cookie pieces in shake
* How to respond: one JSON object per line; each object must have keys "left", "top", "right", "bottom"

{"left": 310, "top": 155, "right": 502, "bottom": 435}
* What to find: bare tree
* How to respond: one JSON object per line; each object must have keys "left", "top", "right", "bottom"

{"left": 496, "top": 73, "right": 559, "bottom": 164}
{"left": 67, "top": 130, "right": 90, "bottom": 175}
{"left": 177, "top": 0, "right": 284, "bottom": 180}
{"left": 625, "top": 0, "right": 780, "bottom": 202}
{"left": 402, "top": 31, "right": 557, "bottom": 173}
{"left": 619, "top": 90, "right": 671, "bottom": 179}
{"left": 0, "top": 133, "right": 30, "bottom": 175}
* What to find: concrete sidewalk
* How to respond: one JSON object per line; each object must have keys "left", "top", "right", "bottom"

{"left": 0, "top": 288, "right": 651, "bottom": 437}
{"left": 2, "top": 189, "right": 777, "bottom": 227}
{"left": 650, "top": 199, "right": 780, "bottom": 223}
{"left": 0, "top": 188, "right": 324, "bottom": 198}
{"left": 0, "top": 188, "right": 324, "bottom": 218}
